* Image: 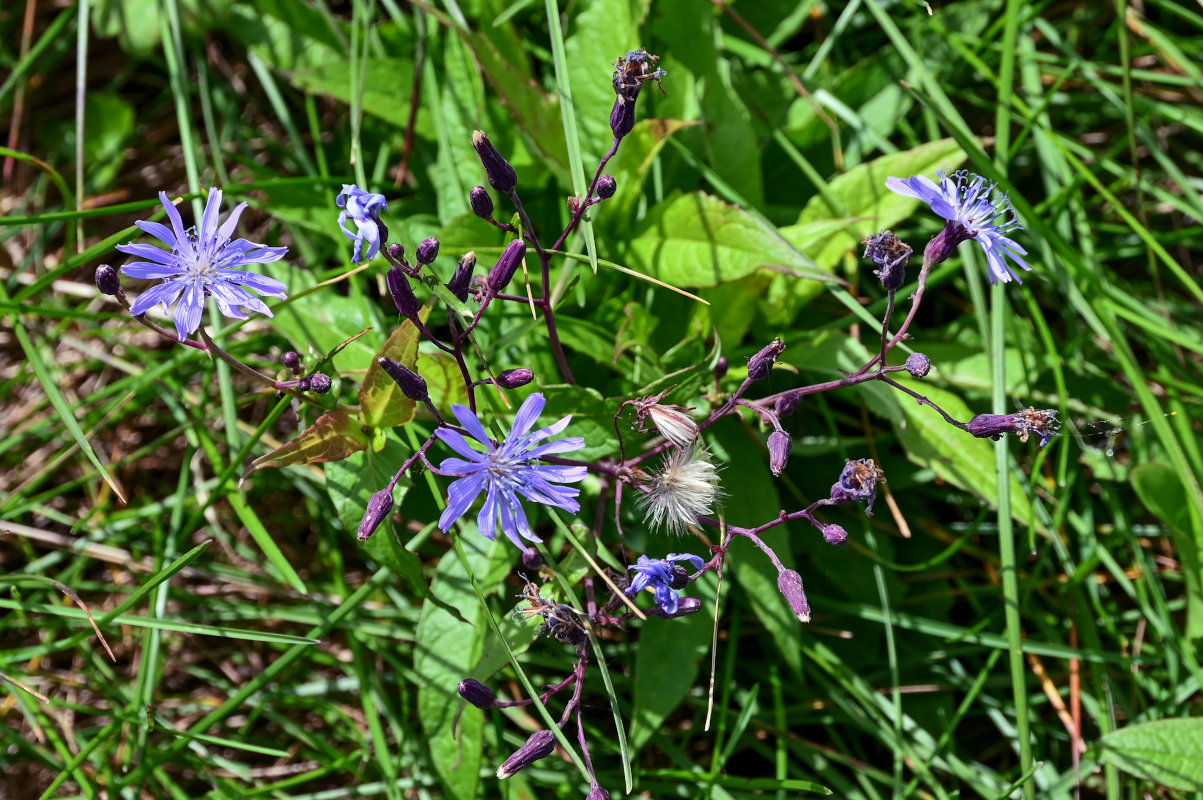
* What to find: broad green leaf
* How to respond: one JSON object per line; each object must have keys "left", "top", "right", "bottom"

{"left": 359, "top": 303, "right": 433, "bottom": 430}
{"left": 1132, "top": 463, "right": 1203, "bottom": 641}
{"left": 538, "top": 385, "right": 620, "bottom": 461}
{"left": 1099, "top": 718, "right": 1203, "bottom": 791}
{"left": 242, "top": 409, "right": 367, "bottom": 481}
{"left": 790, "top": 330, "right": 902, "bottom": 428}
{"left": 604, "top": 118, "right": 698, "bottom": 224}
{"left": 627, "top": 191, "right": 831, "bottom": 289}
{"left": 433, "top": 35, "right": 485, "bottom": 223}
{"left": 273, "top": 293, "right": 379, "bottom": 371}
{"left": 286, "top": 59, "right": 428, "bottom": 129}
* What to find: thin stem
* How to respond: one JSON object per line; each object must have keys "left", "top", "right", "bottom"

{"left": 854, "top": 258, "right": 934, "bottom": 377}
{"left": 877, "top": 375, "right": 968, "bottom": 431}
{"left": 878, "top": 289, "right": 896, "bottom": 370}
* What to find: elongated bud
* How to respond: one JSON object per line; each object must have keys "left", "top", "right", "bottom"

{"left": 714, "top": 356, "right": 728, "bottom": 381}
{"left": 304, "top": 373, "right": 333, "bottom": 394}
{"left": 387, "top": 267, "right": 419, "bottom": 319}
{"left": 497, "top": 368, "right": 534, "bottom": 389}
{"left": 863, "top": 230, "right": 911, "bottom": 291}
{"left": 95, "top": 264, "right": 121, "bottom": 296}
{"left": 357, "top": 488, "right": 394, "bottom": 541}
{"left": 496, "top": 729, "right": 556, "bottom": 779}
{"left": 488, "top": 240, "right": 527, "bottom": 292}
{"left": 282, "top": 351, "right": 301, "bottom": 374}
{"left": 378, "top": 357, "right": 429, "bottom": 402}
{"left": 767, "top": 430, "right": 791, "bottom": 476}
{"left": 470, "top": 186, "right": 494, "bottom": 219}
{"left": 457, "top": 678, "right": 497, "bottom": 710}
{"left": 587, "top": 784, "right": 611, "bottom": 800}
{"left": 746, "top": 338, "right": 786, "bottom": 382}
{"left": 610, "top": 96, "right": 636, "bottom": 138}
{"left": 777, "top": 569, "right": 811, "bottom": 623}
{"left": 416, "top": 236, "right": 440, "bottom": 265}
{"left": 905, "top": 352, "right": 931, "bottom": 378}
{"left": 472, "top": 130, "right": 518, "bottom": 193}
{"left": 596, "top": 174, "right": 616, "bottom": 199}
{"left": 447, "top": 252, "right": 476, "bottom": 301}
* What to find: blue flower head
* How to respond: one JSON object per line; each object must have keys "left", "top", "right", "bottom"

{"left": 436, "top": 393, "right": 588, "bottom": 549}
{"left": 116, "top": 188, "right": 288, "bottom": 340}
{"left": 886, "top": 170, "right": 1029, "bottom": 284}
{"left": 626, "top": 553, "right": 705, "bottom": 615}
{"left": 336, "top": 184, "right": 389, "bottom": 263}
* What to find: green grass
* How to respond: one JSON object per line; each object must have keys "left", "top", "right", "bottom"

{"left": 3, "top": 0, "right": 1203, "bottom": 798}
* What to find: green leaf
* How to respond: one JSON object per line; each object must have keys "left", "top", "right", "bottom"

{"left": 273, "top": 293, "right": 380, "bottom": 372}
{"left": 241, "top": 409, "right": 367, "bottom": 481}
{"left": 1132, "top": 463, "right": 1203, "bottom": 642}
{"left": 604, "top": 118, "right": 697, "bottom": 224}
{"left": 359, "top": 304, "right": 433, "bottom": 430}
{"left": 627, "top": 191, "right": 832, "bottom": 289}
{"left": 1099, "top": 718, "right": 1203, "bottom": 791}
{"left": 537, "top": 385, "right": 621, "bottom": 461}
{"left": 563, "top": 0, "right": 640, "bottom": 160}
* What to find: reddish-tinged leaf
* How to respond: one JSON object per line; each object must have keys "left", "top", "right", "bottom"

{"left": 241, "top": 409, "right": 368, "bottom": 483}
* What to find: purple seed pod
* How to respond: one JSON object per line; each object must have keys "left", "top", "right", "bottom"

{"left": 416, "top": 236, "right": 440, "bottom": 266}
{"left": 497, "top": 368, "right": 535, "bottom": 389}
{"left": 596, "top": 174, "right": 616, "bottom": 199}
{"left": 487, "top": 240, "right": 527, "bottom": 293}
{"left": 95, "top": 264, "right": 121, "bottom": 296}
{"left": 746, "top": 338, "right": 786, "bottom": 382}
{"left": 821, "top": 523, "right": 849, "bottom": 546}
{"left": 496, "top": 729, "right": 557, "bottom": 779}
{"left": 967, "top": 407, "right": 1059, "bottom": 447}
{"left": 767, "top": 430, "right": 791, "bottom": 476}
{"left": 357, "top": 487, "right": 394, "bottom": 541}
{"left": 447, "top": 252, "right": 476, "bottom": 302}
{"left": 521, "top": 546, "right": 543, "bottom": 571}
{"left": 471, "top": 130, "right": 518, "bottom": 193}
{"left": 469, "top": 186, "right": 494, "bottom": 219}
{"left": 905, "top": 352, "right": 931, "bottom": 378}
{"left": 862, "top": 230, "right": 911, "bottom": 291}
{"left": 777, "top": 569, "right": 811, "bottom": 623}
{"left": 282, "top": 351, "right": 301, "bottom": 374}
{"left": 378, "top": 357, "right": 429, "bottom": 402}
{"left": 774, "top": 392, "right": 802, "bottom": 419}
{"left": 387, "top": 267, "right": 420, "bottom": 319}
{"left": 387, "top": 242, "right": 405, "bottom": 263}
{"left": 305, "top": 373, "right": 333, "bottom": 394}
{"left": 457, "top": 678, "right": 497, "bottom": 710}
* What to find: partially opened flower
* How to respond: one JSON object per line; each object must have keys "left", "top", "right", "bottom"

{"left": 116, "top": 188, "right": 288, "bottom": 340}
{"left": 885, "top": 169, "right": 1029, "bottom": 284}
{"left": 626, "top": 553, "right": 704, "bottom": 615}
{"left": 436, "top": 393, "right": 588, "bottom": 549}
{"left": 336, "top": 184, "right": 389, "bottom": 263}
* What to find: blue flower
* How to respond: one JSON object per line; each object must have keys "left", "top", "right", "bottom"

{"left": 336, "top": 184, "right": 389, "bottom": 263}
{"left": 886, "top": 169, "right": 1029, "bottom": 284}
{"left": 626, "top": 553, "right": 704, "bottom": 615}
{"left": 436, "top": 393, "right": 588, "bottom": 549}
{"left": 116, "top": 188, "right": 288, "bottom": 341}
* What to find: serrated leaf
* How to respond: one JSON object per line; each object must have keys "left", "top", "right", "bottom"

{"left": 627, "top": 191, "right": 833, "bottom": 289}
{"left": 242, "top": 409, "right": 367, "bottom": 482}
{"left": 359, "top": 303, "right": 434, "bottom": 429}
{"left": 1099, "top": 718, "right": 1203, "bottom": 791}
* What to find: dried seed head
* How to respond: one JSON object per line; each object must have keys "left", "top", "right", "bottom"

{"left": 829, "top": 458, "right": 885, "bottom": 515}
{"left": 967, "top": 408, "right": 1059, "bottom": 447}
{"left": 863, "top": 230, "right": 911, "bottom": 291}
{"left": 645, "top": 403, "right": 699, "bottom": 451}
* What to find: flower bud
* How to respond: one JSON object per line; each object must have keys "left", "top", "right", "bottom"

{"left": 387, "top": 267, "right": 420, "bottom": 319}
{"left": 496, "top": 729, "right": 557, "bottom": 779}
{"left": 457, "top": 678, "right": 497, "bottom": 710}
{"left": 521, "top": 546, "right": 543, "bottom": 571}
{"left": 647, "top": 596, "right": 702, "bottom": 619}
{"left": 470, "top": 186, "right": 494, "bottom": 219}
{"left": 587, "top": 784, "right": 611, "bottom": 800}
{"left": 777, "top": 569, "right": 811, "bottom": 623}
{"left": 497, "top": 368, "right": 535, "bottom": 389}
{"left": 714, "top": 356, "right": 729, "bottom": 381}
{"left": 488, "top": 240, "right": 527, "bottom": 293}
{"left": 378, "top": 357, "right": 429, "bottom": 402}
{"left": 387, "top": 242, "right": 405, "bottom": 263}
{"left": 862, "top": 230, "right": 911, "bottom": 291}
{"left": 596, "top": 174, "right": 616, "bottom": 199}
{"left": 95, "top": 264, "right": 121, "bottom": 296}
{"left": 767, "top": 430, "right": 791, "bottom": 476}
{"left": 282, "top": 351, "right": 301, "bottom": 373}
{"left": 774, "top": 392, "right": 801, "bottom": 419}
{"left": 472, "top": 130, "right": 518, "bottom": 193}
{"left": 416, "top": 236, "right": 440, "bottom": 265}
{"left": 610, "top": 96, "right": 637, "bottom": 138}
{"left": 357, "top": 487, "right": 394, "bottom": 541}
{"left": 821, "top": 523, "right": 848, "bottom": 546}
{"left": 447, "top": 252, "right": 476, "bottom": 302}
{"left": 305, "top": 373, "right": 333, "bottom": 394}
{"left": 746, "top": 338, "right": 786, "bottom": 382}
{"left": 905, "top": 352, "right": 931, "bottom": 378}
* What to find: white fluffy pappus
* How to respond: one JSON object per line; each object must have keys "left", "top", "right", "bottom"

{"left": 636, "top": 446, "right": 721, "bottom": 534}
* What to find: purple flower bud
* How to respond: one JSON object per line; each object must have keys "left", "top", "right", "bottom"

{"left": 469, "top": 186, "right": 494, "bottom": 219}
{"left": 497, "top": 368, "right": 535, "bottom": 389}
{"left": 774, "top": 392, "right": 802, "bottom": 419}
{"left": 521, "top": 546, "right": 543, "bottom": 571}
{"left": 596, "top": 174, "right": 616, "bottom": 199}
{"left": 488, "top": 240, "right": 527, "bottom": 293}
{"left": 357, "top": 487, "right": 394, "bottom": 541}
{"left": 862, "top": 230, "right": 911, "bottom": 291}
{"left": 905, "top": 352, "right": 931, "bottom": 378}
{"left": 457, "top": 678, "right": 497, "bottom": 710}
{"left": 447, "top": 252, "right": 476, "bottom": 302}
{"left": 714, "top": 356, "right": 729, "bottom": 381}
{"left": 967, "top": 407, "right": 1059, "bottom": 447}
{"left": 767, "top": 430, "right": 791, "bottom": 476}
{"left": 95, "top": 264, "right": 121, "bottom": 296}
{"left": 747, "top": 338, "right": 786, "bottom": 382}
{"left": 387, "top": 267, "right": 420, "bottom": 319}
{"left": 305, "top": 373, "right": 333, "bottom": 394}
{"left": 610, "top": 96, "right": 637, "bottom": 138}
{"left": 416, "top": 237, "right": 440, "bottom": 265}
{"left": 647, "top": 596, "right": 702, "bottom": 619}
{"left": 472, "top": 130, "right": 518, "bottom": 193}
{"left": 829, "top": 458, "right": 884, "bottom": 515}
{"left": 378, "top": 357, "right": 429, "bottom": 402}
{"left": 496, "top": 729, "right": 557, "bottom": 779}
{"left": 777, "top": 569, "right": 811, "bottom": 623}
{"left": 587, "top": 784, "right": 611, "bottom": 800}
{"left": 821, "top": 523, "right": 848, "bottom": 546}
{"left": 387, "top": 242, "right": 405, "bottom": 262}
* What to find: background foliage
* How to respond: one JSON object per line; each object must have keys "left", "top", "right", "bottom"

{"left": 2, "top": 0, "right": 1202, "bottom": 797}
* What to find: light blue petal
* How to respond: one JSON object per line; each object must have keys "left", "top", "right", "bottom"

{"left": 435, "top": 427, "right": 487, "bottom": 461}
{"left": 159, "top": 192, "right": 194, "bottom": 262}
{"left": 173, "top": 282, "right": 206, "bottom": 340}
{"left": 129, "top": 280, "right": 184, "bottom": 316}
{"left": 450, "top": 404, "right": 493, "bottom": 448}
